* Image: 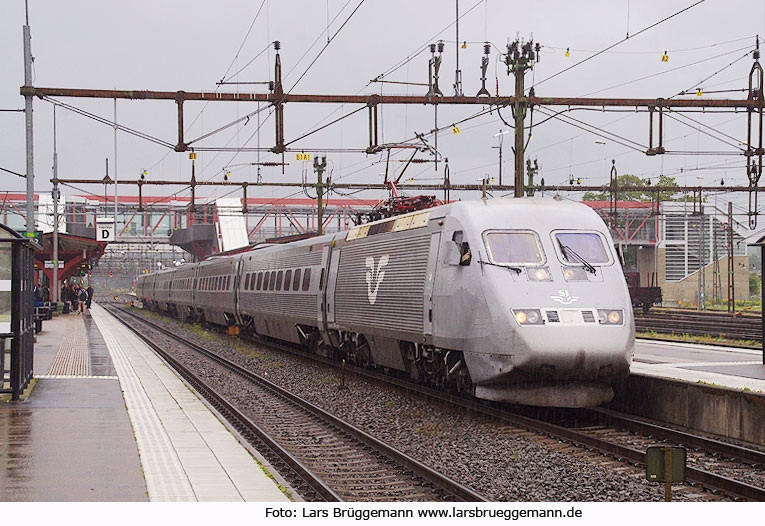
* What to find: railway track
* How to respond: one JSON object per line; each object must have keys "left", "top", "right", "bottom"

{"left": 113, "top": 302, "right": 765, "bottom": 501}
{"left": 105, "top": 304, "right": 486, "bottom": 503}
{"left": 635, "top": 308, "right": 762, "bottom": 344}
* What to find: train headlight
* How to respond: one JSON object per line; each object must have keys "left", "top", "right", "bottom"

{"left": 528, "top": 266, "right": 552, "bottom": 281}
{"left": 513, "top": 309, "right": 544, "bottom": 325}
{"left": 597, "top": 309, "right": 624, "bottom": 325}
{"left": 563, "top": 266, "right": 588, "bottom": 281}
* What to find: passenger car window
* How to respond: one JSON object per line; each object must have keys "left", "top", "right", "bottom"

{"left": 555, "top": 232, "right": 610, "bottom": 264}
{"left": 302, "top": 268, "right": 311, "bottom": 291}
{"left": 276, "top": 271, "right": 283, "bottom": 290}
{"left": 256, "top": 272, "right": 263, "bottom": 290}
{"left": 269, "top": 271, "right": 276, "bottom": 291}
{"left": 484, "top": 231, "right": 544, "bottom": 265}
{"left": 284, "top": 270, "right": 292, "bottom": 291}
{"left": 293, "top": 269, "right": 301, "bottom": 291}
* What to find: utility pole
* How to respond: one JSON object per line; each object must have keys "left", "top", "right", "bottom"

{"left": 697, "top": 217, "right": 706, "bottom": 310}
{"left": 314, "top": 155, "right": 327, "bottom": 235}
{"left": 23, "top": 1, "right": 34, "bottom": 235}
{"left": 453, "top": 0, "right": 463, "bottom": 96}
{"left": 712, "top": 224, "right": 721, "bottom": 305}
{"left": 728, "top": 202, "right": 735, "bottom": 312}
{"left": 114, "top": 98, "right": 119, "bottom": 240}
{"left": 504, "top": 39, "right": 540, "bottom": 197}
{"left": 52, "top": 104, "right": 59, "bottom": 302}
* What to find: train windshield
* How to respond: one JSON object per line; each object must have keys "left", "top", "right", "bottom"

{"left": 484, "top": 231, "right": 544, "bottom": 265}
{"left": 554, "top": 232, "right": 610, "bottom": 264}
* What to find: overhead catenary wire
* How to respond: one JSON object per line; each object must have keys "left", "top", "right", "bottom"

{"left": 670, "top": 49, "right": 755, "bottom": 98}
{"left": 219, "top": 0, "right": 270, "bottom": 83}
{"left": 369, "top": 0, "right": 485, "bottom": 84}
{"left": 146, "top": 1, "right": 270, "bottom": 173}
{"left": 545, "top": 35, "right": 757, "bottom": 56}
{"left": 1, "top": 166, "right": 25, "bottom": 178}
{"left": 663, "top": 111, "right": 746, "bottom": 150}
{"left": 43, "top": 97, "right": 175, "bottom": 150}
{"left": 578, "top": 45, "right": 753, "bottom": 98}
{"left": 534, "top": 0, "right": 708, "bottom": 89}
{"left": 286, "top": 0, "right": 368, "bottom": 93}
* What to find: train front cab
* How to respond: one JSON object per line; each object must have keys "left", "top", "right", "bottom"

{"left": 432, "top": 200, "right": 635, "bottom": 407}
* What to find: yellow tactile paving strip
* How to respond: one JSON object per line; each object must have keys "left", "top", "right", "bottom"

{"left": 48, "top": 315, "right": 90, "bottom": 376}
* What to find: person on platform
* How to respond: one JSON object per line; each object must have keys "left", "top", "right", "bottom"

{"left": 86, "top": 284, "right": 94, "bottom": 309}
{"left": 62, "top": 283, "right": 72, "bottom": 313}
{"left": 77, "top": 286, "right": 87, "bottom": 315}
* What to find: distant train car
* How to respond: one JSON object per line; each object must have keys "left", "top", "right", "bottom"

{"left": 624, "top": 272, "right": 662, "bottom": 313}
{"left": 137, "top": 198, "right": 635, "bottom": 407}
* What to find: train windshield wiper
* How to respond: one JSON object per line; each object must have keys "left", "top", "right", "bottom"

{"left": 558, "top": 242, "right": 596, "bottom": 274}
{"left": 482, "top": 260, "right": 523, "bottom": 274}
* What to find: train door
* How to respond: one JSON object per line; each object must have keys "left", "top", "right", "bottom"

{"left": 317, "top": 245, "right": 330, "bottom": 324}
{"left": 233, "top": 256, "right": 243, "bottom": 325}
{"left": 324, "top": 243, "right": 341, "bottom": 325}
{"left": 423, "top": 232, "right": 441, "bottom": 337}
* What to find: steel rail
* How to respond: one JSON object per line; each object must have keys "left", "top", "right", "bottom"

{"left": 112, "top": 305, "right": 486, "bottom": 502}
{"left": 115, "top": 301, "right": 764, "bottom": 501}
{"left": 103, "top": 305, "right": 341, "bottom": 502}
{"left": 636, "top": 309, "right": 762, "bottom": 344}
{"left": 248, "top": 332, "right": 765, "bottom": 501}
{"left": 589, "top": 407, "right": 765, "bottom": 467}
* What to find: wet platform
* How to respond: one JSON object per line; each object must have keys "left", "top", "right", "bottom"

{"left": 0, "top": 305, "right": 290, "bottom": 502}
{"left": 633, "top": 339, "right": 765, "bottom": 392}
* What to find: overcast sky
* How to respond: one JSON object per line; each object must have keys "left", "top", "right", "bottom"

{"left": 2, "top": 0, "right": 765, "bottom": 223}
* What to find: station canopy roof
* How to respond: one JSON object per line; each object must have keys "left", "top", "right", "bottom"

{"left": 38, "top": 232, "right": 107, "bottom": 254}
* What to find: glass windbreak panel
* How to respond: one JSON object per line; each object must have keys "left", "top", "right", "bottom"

{"left": 0, "top": 245, "right": 10, "bottom": 333}
{"left": 555, "top": 232, "right": 610, "bottom": 264}
{"left": 484, "top": 232, "right": 543, "bottom": 265}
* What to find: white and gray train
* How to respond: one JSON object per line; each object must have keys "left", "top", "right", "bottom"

{"left": 136, "top": 198, "right": 635, "bottom": 407}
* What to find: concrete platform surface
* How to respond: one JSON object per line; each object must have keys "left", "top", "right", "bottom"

{"left": 0, "top": 313, "right": 144, "bottom": 501}
{"left": 0, "top": 306, "right": 290, "bottom": 502}
{"left": 634, "top": 339, "right": 765, "bottom": 393}
{"left": 90, "top": 304, "right": 289, "bottom": 502}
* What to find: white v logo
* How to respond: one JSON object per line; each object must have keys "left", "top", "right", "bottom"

{"left": 365, "top": 255, "right": 390, "bottom": 304}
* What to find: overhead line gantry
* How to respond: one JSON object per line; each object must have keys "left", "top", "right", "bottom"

{"left": 20, "top": 38, "right": 765, "bottom": 223}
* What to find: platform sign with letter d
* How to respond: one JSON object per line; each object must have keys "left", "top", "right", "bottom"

{"left": 96, "top": 218, "right": 115, "bottom": 242}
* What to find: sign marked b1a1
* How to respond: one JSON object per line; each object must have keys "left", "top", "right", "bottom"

{"left": 96, "top": 218, "right": 115, "bottom": 242}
